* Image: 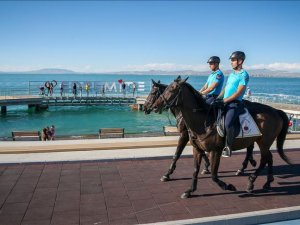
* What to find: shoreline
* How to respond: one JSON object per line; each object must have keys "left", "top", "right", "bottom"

{"left": 0, "top": 101, "right": 299, "bottom": 141}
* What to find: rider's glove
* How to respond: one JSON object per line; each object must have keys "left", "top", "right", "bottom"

{"left": 211, "top": 99, "right": 224, "bottom": 108}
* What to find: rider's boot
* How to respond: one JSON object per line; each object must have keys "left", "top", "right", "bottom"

{"left": 222, "top": 129, "right": 234, "bottom": 157}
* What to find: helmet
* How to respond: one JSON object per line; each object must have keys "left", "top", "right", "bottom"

{"left": 207, "top": 56, "right": 220, "bottom": 64}
{"left": 229, "top": 51, "right": 246, "bottom": 61}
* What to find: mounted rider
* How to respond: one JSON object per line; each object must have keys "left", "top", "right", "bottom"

{"left": 214, "top": 51, "right": 249, "bottom": 157}
{"left": 199, "top": 56, "right": 224, "bottom": 105}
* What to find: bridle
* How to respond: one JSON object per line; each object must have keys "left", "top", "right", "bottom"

{"left": 145, "top": 85, "right": 165, "bottom": 110}
{"left": 158, "top": 86, "right": 182, "bottom": 109}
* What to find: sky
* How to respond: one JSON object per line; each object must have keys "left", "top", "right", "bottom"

{"left": 0, "top": 1, "right": 300, "bottom": 73}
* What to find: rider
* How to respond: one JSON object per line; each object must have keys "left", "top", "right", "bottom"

{"left": 215, "top": 51, "right": 249, "bottom": 157}
{"left": 199, "top": 56, "right": 224, "bottom": 105}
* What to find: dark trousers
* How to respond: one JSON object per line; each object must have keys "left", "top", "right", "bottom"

{"left": 224, "top": 101, "right": 243, "bottom": 146}
{"left": 205, "top": 95, "right": 217, "bottom": 105}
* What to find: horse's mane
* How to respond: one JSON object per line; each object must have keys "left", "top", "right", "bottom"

{"left": 181, "top": 82, "right": 209, "bottom": 110}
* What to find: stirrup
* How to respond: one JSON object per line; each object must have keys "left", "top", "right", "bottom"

{"left": 222, "top": 146, "right": 232, "bottom": 157}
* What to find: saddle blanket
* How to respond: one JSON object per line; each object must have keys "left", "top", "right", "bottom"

{"left": 217, "top": 108, "right": 262, "bottom": 138}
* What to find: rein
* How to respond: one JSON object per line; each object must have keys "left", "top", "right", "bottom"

{"left": 159, "top": 89, "right": 181, "bottom": 109}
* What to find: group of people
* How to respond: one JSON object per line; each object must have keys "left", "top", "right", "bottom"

{"left": 41, "top": 125, "right": 55, "bottom": 141}
{"left": 72, "top": 82, "right": 91, "bottom": 97}
{"left": 199, "top": 51, "right": 249, "bottom": 157}
{"left": 121, "top": 81, "right": 137, "bottom": 97}
{"left": 39, "top": 80, "right": 57, "bottom": 96}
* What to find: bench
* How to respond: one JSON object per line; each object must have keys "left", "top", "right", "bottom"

{"left": 163, "top": 126, "right": 180, "bottom": 136}
{"left": 12, "top": 131, "right": 41, "bottom": 141}
{"left": 99, "top": 128, "right": 125, "bottom": 139}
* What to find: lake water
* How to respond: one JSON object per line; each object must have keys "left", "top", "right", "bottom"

{"left": 0, "top": 73, "right": 299, "bottom": 138}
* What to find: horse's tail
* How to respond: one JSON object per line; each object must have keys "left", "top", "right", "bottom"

{"left": 276, "top": 109, "right": 291, "bottom": 164}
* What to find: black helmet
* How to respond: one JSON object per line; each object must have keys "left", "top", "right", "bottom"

{"left": 229, "top": 51, "right": 246, "bottom": 61}
{"left": 207, "top": 56, "right": 220, "bottom": 64}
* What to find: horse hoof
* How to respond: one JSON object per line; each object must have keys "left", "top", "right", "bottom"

{"left": 181, "top": 192, "right": 191, "bottom": 199}
{"left": 227, "top": 184, "right": 237, "bottom": 191}
{"left": 250, "top": 160, "right": 257, "bottom": 167}
{"left": 263, "top": 183, "right": 271, "bottom": 191}
{"left": 160, "top": 175, "right": 170, "bottom": 182}
{"left": 235, "top": 169, "right": 243, "bottom": 176}
{"left": 246, "top": 184, "right": 254, "bottom": 193}
{"left": 201, "top": 169, "right": 210, "bottom": 175}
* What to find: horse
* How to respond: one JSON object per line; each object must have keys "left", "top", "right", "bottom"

{"left": 144, "top": 78, "right": 257, "bottom": 180}
{"left": 144, "top": 79, "right": 211, "bottom": 181}
{"left": 151, "top": 77, "right": 291, "bottom": 198}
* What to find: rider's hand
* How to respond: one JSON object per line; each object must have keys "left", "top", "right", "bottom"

{"left": 211, "top": 99, "right": 224, "bottom": 108}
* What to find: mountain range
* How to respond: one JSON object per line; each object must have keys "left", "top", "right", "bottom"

{"left": 0, "top": 68, "right": 300, "bottom": 77}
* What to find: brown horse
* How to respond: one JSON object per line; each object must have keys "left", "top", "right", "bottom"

{"left": 144, "top": 79, "right": 211, "bottom": 181}
{"left": 152, "top": 78, "right": 291, "bottom": 198}
{"left": 144, "top": 78, "right": 257, "bottom": 181}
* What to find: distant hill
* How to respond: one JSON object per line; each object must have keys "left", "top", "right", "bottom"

{"left": 0, "top": 68, "right": 75, "bottom": 74}
{"left": 28, "top": 68, "right": 75, "bottom": 74}
{"left": 108, "top": 69, "right": 300, "bottom": 77}
{"left": 1, "top": 68, "right": 300, "bottom": 77}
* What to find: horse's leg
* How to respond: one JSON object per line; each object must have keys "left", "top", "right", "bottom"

{"left": 201, "top": 152, "right": 210, "bottom": 175}
{"left": 211, "top": 150, "right": 237, "bottom": 191}
{"left": 181, "top": 147, "right": 202, "bottom": 199}
{"left": 236, "top": 143, "right": 256, "bottom": 176}
{"left": 263, "top": 151, "right": 274, "bottom": 190}
{"left": 161, "top": 130, "right": 189, "bottom": 182}
{"left": 247, "top": 147, "right": 269, "bottom": 193}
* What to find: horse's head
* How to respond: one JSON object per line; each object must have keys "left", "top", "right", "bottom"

{"left": 143, "top": 79, "right": 167, "bottom": 114}
{"left": 152, "top": 77, "right": 188, "bottom": 113}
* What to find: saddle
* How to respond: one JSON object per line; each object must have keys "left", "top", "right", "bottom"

{"left": 216, "top": 108, "right": 262, "bottom": 138}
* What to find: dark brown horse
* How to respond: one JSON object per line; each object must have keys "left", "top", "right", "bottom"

{"left": 152, "top": 78, "right": 291, "bottom": 198}
{"left": 144, "top": 78, "right": 257, "bottom": 180}
{"left": 144, "top": 79, "right": 211, "bottom": 181}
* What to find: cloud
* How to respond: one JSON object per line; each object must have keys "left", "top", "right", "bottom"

{"left": 124, "top": 63, "right": 209, "bottom": 71}
{"left": 246, "top": 63, "right": 300, "bottom": 71}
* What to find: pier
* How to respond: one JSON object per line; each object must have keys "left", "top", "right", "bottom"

{"left": 0, "top": 95, "right": 147, "bottom": 113}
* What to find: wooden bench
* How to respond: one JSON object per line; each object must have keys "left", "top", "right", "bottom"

{"left": 12, "top": 131, "right": 41, "bottom": 141}
{"left": 99, "top": 128, "right": 125, "bottom": 139}
{"left": 163, "top": 126, "right": 180, "bottom": 136}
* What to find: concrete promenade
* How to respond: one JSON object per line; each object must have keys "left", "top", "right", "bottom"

{"left": 0, "top": 137, "right": 300, "bottom": 225}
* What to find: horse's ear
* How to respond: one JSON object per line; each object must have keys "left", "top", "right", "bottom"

{"left": 174, "top": 75, "right": 182, "bottom": 82}
{"left": 180, "top": 76, "right": 189, "bottom": 84}
{"left": 151, "top": 79, "right": 157, "bottom": 85}
{"left": 157, "top": 80, "right": 160, "bottom": 84}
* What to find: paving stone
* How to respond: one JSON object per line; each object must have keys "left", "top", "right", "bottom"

{"left": 80, "top": 214, "right": 108, "bottom": 225}
{"left": 136, "top": 207, "right": 165, "bottom": 224}
{"left": 0, "top": 213, "right": 23, "bottom": 225}
{"left": 0, "top": 202, "right": 28, "bottom": 215}
{"left": 107, "top": 206, "right": 135, "bottom": 220}
{"left": 51, "top": 211, "right": 79, "bottom": 225}
{"left": 23, "top": 206, "right": 53, "bottom": 221}
{"left": 6, "top": 192, "right": 33, "bottom": 203}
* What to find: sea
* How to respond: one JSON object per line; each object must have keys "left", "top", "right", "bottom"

{"left": 0, "top": 73, "right": 300, "bottom": 138}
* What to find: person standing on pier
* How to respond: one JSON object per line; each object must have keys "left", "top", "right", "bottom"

{"left": 132, "top": 82, "right": 137, "bottom": 97}
{"left": 73, "top": 82, "right": 77, "bottom": 97}
{"left": 199, "top": 56, "right": 224, "bottom": 105}
{"left": 85, "top": 83, "right": 90, "bottom": 97}
{"left": 60, "top": 82, "right": 64, "bottom": 97}
{"left": 122, "top": 81, "right": 126, "bottom": 97}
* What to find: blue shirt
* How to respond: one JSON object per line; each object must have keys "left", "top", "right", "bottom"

{"left": 224, "top": 69, "right": 249, "bottom": 101}
{"left": 206, "top": 69, "right": 224, "bottom": 95}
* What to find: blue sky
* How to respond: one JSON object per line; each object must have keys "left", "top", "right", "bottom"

{"left": 0, "top": 1, "right": 300, "bottom": 72}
